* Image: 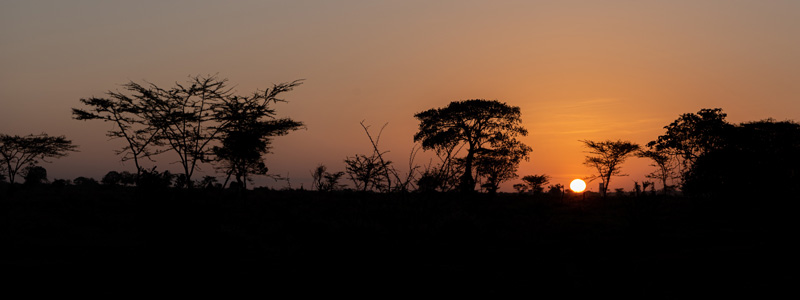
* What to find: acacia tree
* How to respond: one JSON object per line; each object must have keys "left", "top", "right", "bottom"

{"left": 636, "top": 148, "right": 676, "bottom": 195}
{"left": 77, "top": 74, "right": 303, "bottom": 188}
{"left": 212, "top": 80, "right": 304, "bottom": 189}
{"left": 133, "top": 75, "right": 235, "bottom": 188}
{"left": 0, "top": 133, "right": 78, "bottom": 184}
{"left": 475, "top": 139, "right": 531, "bottom": 194}
{"left": 72, "top": 83, "right": 166, "bottom": 178}
{"left": 521, "top": 174, "right": 550, "bottom": 194}
{"left": 581, "top": 139, "right": 640, "bottom": 197}
{"left": 414, "top": 99, "right": 530, "bottom": 193}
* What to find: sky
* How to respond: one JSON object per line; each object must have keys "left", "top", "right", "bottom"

{"left": 2, "top": 0, "right": 799, "bottom": 192}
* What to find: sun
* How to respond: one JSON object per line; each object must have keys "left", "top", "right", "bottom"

{"left": 570, "top": 179, "right": 586, "bottom": 193}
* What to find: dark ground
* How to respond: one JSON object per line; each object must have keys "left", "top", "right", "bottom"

{"left": 0, "top": 185, "right": 795, "bottom": 298}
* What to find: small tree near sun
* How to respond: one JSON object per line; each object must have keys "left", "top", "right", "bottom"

{"left": 636, "top": 147, "right": 678, "bottom": 195}
{"left": 521, "top": 174, "right": 550, "bottom": 194}
{"left": 581, "top": 139, "right": 640, "bottom": 197}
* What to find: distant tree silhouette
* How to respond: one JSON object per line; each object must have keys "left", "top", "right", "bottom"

{"left": 311, "top": 164, "right": 345, "bottom": 191}
{"left": 649, "top": 108, "right": 732, "bottom": 182}
{"left": 200, "top": 175, "right": 219, "bottom": 189}
{"left": 476, "top": 140, "right": 531, "bottom": 194}
{"left": 137, "top": 166, "right": 174, "bottom": 189}
{"left": 23, "top": 166, "right": 48, "bottom": 185}
{"left": 633, "top": 181, "right": 642, "bottom": 196}
{"left": 76, "top": 74, "right": 304, "bottom": 188}
{"left": 642, "top": 181, "right": 655, "bottom": 195}
{"left": 174, "top": 174, "right": 196, "bottom": 189}
{"left": 521, "top": 174, "right": 550, "bottom": 194}
{"left": 414, "top": 99, "right": 530, "bottom": 193}
{"left": 547, "top": 184, "right": 564, "bottom": 195}
{"left": 512, "top": 183, "right": 527, "bottom": 193}
{"left": 636, "top": 147, "right": 677, "bottom": 195}
{"left": 73, "top": 176, "right": 99, "bottom": 187}
{"left": 73, "top": 84, "right": 166, "bottom": 179}
{"left": 51, "top": 178, "right": 72, "bottom": 187}
{"left": 213, "top": 80, "right": 304, "bottom": 189}
{"left": 119, "top": 171, "right": 136, "bottom": 186}
{"left": 101, "top": 171, "right": 122, "bottom": 186}
{"left": 0, "top": 133, "right": 78, "bottom": 184}
{"left": 581, "top": 140, "right": 640, "bottom": 197}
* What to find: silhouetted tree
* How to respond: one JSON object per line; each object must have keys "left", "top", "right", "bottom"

{"left": 101, "top": 171, "right": 122, "bottom": 186}
{"left": 512, "top": 183, "right": 527, "bottom": 193}
{"left": 200, "top": 175, "right": 219, "bottom": 189}
{"left": 649, "top": 108, "right": 732, "bottom": 181}
{"left": 120, "top": 171, "right": 136, "bottom": 186}
{"left": 23, "top": 166, "right": 48, "bottom": 185}
{"left": 137, "top": 167, "right": 174, "bottom": 189}
{"left": 213, "top": 80, "right": 304, "bottom": 189}
{"left": 345, "top": 153, "right": 390, "bottom": 192}
{"left": 636, "top": 148, "right": 676, "bottom": 194}
{"left": 581, "top": 139, "right": 640, "bottom": 197}
{"left": 311, "top": 164, "right": 345, "bottom": 192}
{"left": 78, "top": 75, "right": 304, "bottom": 188}
{"left": 73, "top": 176, "right": 99, "bottom": 187}
{"left": 414, "top": 99, "right": 530, "bottom": 193}
{"left": 416, "top": 167, "right": 455, "bottom": 193}
{"left": 73, "top": 84, "right": 166, "bottom": 178}
{"left": 547, "top": 184, "right": 564, "bottom": 195}
{"left": 51, "top": 179, "right": 72, "bottom": 187}
{"left": 133, "top": 75, "right": 237, "bottom": 188}
{"left": 0, "top": 133, "right": 78, "bottom": 184}
{"left": 642, "top": 181, "right": 655, "bottom": 195}
{"left": 521, "top": 174, "right": 550, "bottom": 194}
{"left": 476, "top": 140, "right": 531, "bottom": 194}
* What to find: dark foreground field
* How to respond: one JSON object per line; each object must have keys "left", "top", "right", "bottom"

{"left": 1, "top": 186, "right": 795, "bottom": 298}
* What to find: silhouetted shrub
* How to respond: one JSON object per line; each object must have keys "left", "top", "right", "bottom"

{"left": 101, "top": 171, "right": 122, "bottom": 186}
{"left": 51, "top": 178, "right": 72, "bottom": 188}
{"left": 73, "top": 176, "right": 99, "bottom": 186}
{"left": 137, "top": 167, "right": 173, "bottom": 189}
{"left": 23, "top": 166, "right": 48, "bottom": 185}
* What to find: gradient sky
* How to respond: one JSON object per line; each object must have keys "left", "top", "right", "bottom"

{"left": 2, "top": 0, "right": 799, "bottom": 191}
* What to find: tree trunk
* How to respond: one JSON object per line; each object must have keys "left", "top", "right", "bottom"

{"left": 460, "top": 149, "right": 476, "bottom": 193}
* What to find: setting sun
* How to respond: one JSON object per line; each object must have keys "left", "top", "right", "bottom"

{"left": 570, "top": 179, "right": 586, "bottom": 193}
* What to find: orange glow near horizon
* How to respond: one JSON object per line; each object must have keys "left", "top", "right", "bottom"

{"left": 2, "top": 1, "right": 799, "bottom": 191}
{"left": 570, "top": 179, "right": 587, "bottom": 193}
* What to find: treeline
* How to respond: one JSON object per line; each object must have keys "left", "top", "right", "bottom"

{"left": 576, "top": 108, "right": 800, "bottom": 198}
{"left": 2, "top": 74, "right": 799, "bottom": 197}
